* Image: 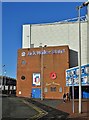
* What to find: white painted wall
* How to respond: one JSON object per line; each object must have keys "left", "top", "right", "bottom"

{"left": 22, "top": 25, "right": 30, "bottom": 48}
{"left": 87, "top": 21, "right": 89, "bottom": 64}
{"left": 22, "top": 21, "right": 88, "bottom": 67}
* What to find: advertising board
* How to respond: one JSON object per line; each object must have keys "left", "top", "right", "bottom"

{"left": 33, "top": 73, "right": 40, "bottom": 86}
{"left": 66, "top": 64, "right": 89, "bottom": 86}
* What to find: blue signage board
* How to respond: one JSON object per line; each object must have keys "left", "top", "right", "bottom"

{"left": 66, "top": 64, "right": 89, "bottom": 86}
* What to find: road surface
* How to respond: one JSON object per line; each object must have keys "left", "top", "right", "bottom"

{"left": 2, "top": 96, "right": 40, "bottom": 120}
{"left": 1, "top": 96, "right": 70, "bottom": 120}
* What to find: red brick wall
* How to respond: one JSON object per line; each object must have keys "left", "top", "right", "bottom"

{"left": 16, "top": 46, "right": 69, "bottom": 99}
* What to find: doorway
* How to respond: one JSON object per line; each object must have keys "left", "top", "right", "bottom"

{"left": 32, "top": 88, "right": 41, "bottom": 98}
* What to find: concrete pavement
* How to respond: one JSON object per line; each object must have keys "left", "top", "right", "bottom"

{"left": 0, "top": 95, "right": 2, "bottom": 120}
{"left": 1, "top": 95, "right": 89, "bottom": 120}
{"left": 57, "top": 99, "right": 89, "bottom": 119}
{"left": 33, "top": 98, "right": 89, "bottom": 120}
{"left": 25, "top": 98, "right": 69, "bottom": 120}
{"left": 2, "top": 96, "right": 69, "bottom": 120}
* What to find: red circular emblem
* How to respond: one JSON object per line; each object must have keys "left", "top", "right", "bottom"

{"left": 50, "top": 72, "right": 57, "bottom": 80}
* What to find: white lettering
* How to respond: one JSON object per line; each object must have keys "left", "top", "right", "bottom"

{"left": 26, "top": 49, "right": 65, "bottom": 56}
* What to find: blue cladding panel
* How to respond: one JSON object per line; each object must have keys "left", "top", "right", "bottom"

{"left": 32, "top": 88, "right": 41, "bottom": 98}
{"left": 83, "top": 92, "right": 89, "bottom": 98}
{"left": 66, "top": 64, "right": 89, "bottom": 86}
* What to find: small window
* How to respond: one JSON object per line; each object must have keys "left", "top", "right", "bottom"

{"left": 21, "top": 76, "right": 25, "bottom": 80}
{"left": 44, "top": 87, "right": 48, "bottom": 92}
{"left": 59, "top": 87, "right": 62, "bottom": 93}
{"left": 22, "top": 60, "right": 26, "bottom": 65}
{"left": 50, "top": 87, "right": 56, "bottom": 92}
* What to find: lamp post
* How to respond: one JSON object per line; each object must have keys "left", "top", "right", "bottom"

{"left": 76, "top": 1, "right": 89, "bottom": 114}
{"left": 30, "top": 24, "right": 31, "bottom": 48}
{"left": 40, "top": 43, "right": 43, "bottom": 100}
{"left": 72, "top": 78, "right": 74, "bottom": 113}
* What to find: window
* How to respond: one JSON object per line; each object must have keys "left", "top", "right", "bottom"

{"left": 22, "top": 60, "right": 26, "bottom": 65}
{"left": 59, "top": 87, "right": 62, "bottom": 92}
{"left": 44, "top": 87, "right": 48, "bottom": 92}
{"left": 50, "top": 87, "right": 56, "bottom": 92}
{"left": 21, "top": 76, "right": 25, "bottom": 80}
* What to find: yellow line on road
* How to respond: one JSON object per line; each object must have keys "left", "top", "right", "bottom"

{"left": 21, "top": 99, "right": 48, "bottom": 119}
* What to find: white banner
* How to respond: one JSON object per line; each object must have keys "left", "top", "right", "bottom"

{"left": 33, "top": 73, "right": 40, "bottom": 86}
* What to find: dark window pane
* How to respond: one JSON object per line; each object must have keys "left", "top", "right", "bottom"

{"left": 50, "top": 87, "right": 56, "bottom": 92}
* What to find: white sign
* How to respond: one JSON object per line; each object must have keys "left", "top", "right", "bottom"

{"left": 27, "top": 49, "right": 65, "bottom": 56}
{"left": 21, "top": 49, "right": 66, "bottom": 57}
{"left": 21, "top": 52, "right": 26, "bottom": 56}
{"left": 66, "top": 64, "right": 89, "bottom": 86}
{"left": 33, "top": 73, "right": 40, "bottom": 86}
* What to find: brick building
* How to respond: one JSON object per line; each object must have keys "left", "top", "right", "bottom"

{"left": 22, "top": 20, "right": 89, "bottom": 67}
{"left": 16, "top": 45, "right": 69, "bottom": 99}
